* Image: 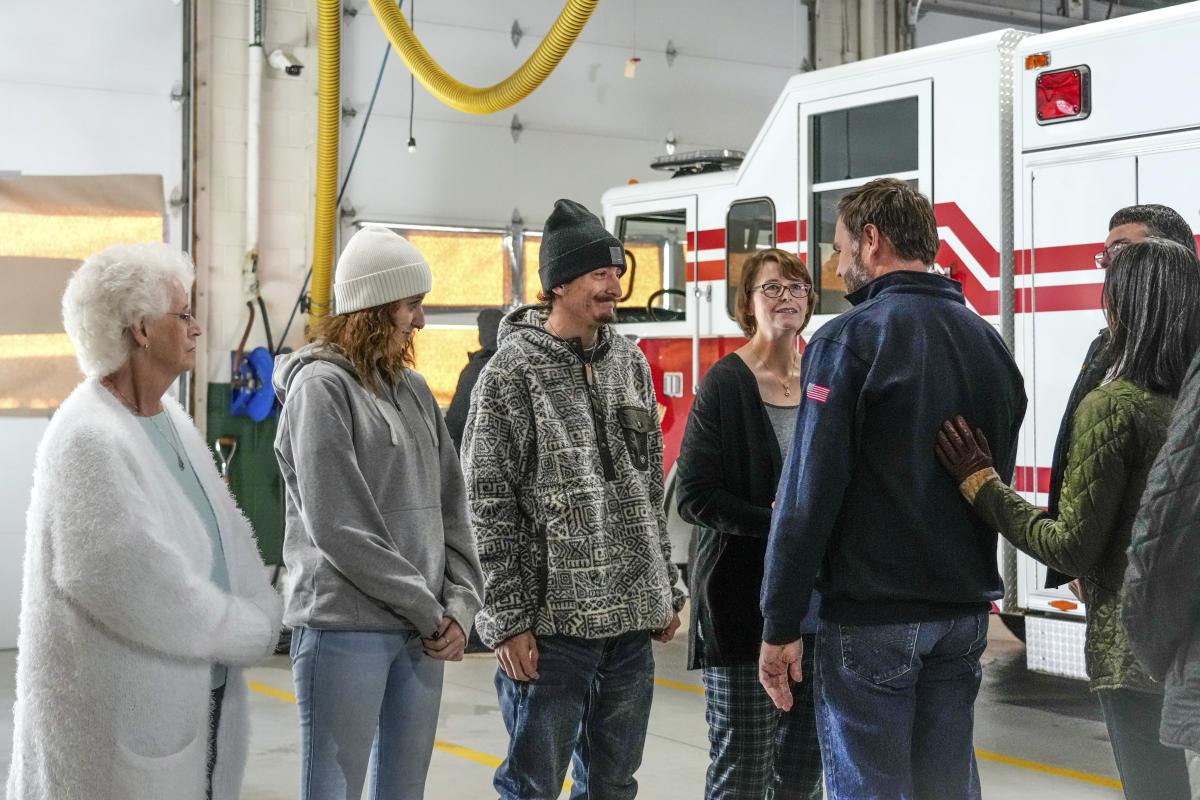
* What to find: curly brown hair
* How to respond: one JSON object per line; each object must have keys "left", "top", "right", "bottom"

{"left": 307, "top": 300, "right": 414, "bottom": 394}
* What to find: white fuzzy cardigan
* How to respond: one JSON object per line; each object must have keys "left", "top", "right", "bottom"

{"left": 6, "top": 379, "right": 283, "bottom": 800}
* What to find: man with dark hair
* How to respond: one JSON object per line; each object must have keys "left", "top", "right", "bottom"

{"left": 444, "top": 307, "right": 503, "bottom": 453}
{"left": 462, "top": 199, "right": 685, "bottom": 800}
{"left": 758, "top": 178, "right": 1027, "bottom": 798}
{"left": 1045, "top": 204, "right": 1198, "bottom": 590}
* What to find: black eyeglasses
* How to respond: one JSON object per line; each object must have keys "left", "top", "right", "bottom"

{"left": 752, "top": 282, "right": 812, "bottom": 299}
{"left": 1094, "top": 240, "right": 1131, "bottom": 268}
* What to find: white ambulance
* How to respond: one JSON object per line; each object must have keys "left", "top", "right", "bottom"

{"left": 602, "top": 2, "right": 1200, "bottom": 680}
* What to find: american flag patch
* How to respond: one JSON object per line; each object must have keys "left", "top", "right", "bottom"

{"left": 807, "top": 382, "right": 830, "bottom": 402}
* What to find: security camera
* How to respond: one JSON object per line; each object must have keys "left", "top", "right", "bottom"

{"left": 268, "top": 49, "right": 303, "bottom": 76}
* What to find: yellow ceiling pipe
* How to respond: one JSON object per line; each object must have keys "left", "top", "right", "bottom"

{"left": 368, "top": 0, "right": 599, "bottom": 114}
{"left": 310, "top": 2, "right": 597, "bottom": 328}
{"left": 309, "top": 0, "right": 340, "bottom": 326}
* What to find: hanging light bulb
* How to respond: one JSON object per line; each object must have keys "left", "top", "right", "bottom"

{"left": 407, "top": 7, "right": 417, "bottom": 157}
{"left": 664, "top": 130, "right": 677, "bottom": 156}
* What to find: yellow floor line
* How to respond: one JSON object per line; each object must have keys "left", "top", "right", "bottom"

{"left": 654, "top": 677, "right": 705, "bottom": 695}
{"left": 249, "top": 679, "right": 1119, "bottom": 792}
{"left": 248, "top": 680, "right": 297, "bottom": 705}
{"left": 431, "top": 738, "right": 501, "bottom": 769}
{"left": 975, "top": 749, "right": 1122, "bottom": 790}
{"left": 248, "top": 680, "right": 571, "bottom": 791}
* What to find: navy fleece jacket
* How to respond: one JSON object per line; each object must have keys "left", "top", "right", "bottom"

{"left": 761, "top": 271, "right": 1027, "bottom": 642}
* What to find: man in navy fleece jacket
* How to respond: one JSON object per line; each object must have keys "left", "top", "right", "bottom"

{"left": 758, "top": 179, "right": 1026, "bottom": 800}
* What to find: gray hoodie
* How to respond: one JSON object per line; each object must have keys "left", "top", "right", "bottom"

{"left": 273, "top": 342, "right": 483, "bottom": 637}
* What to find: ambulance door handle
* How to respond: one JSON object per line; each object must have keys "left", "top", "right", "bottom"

{"left": 691, "top": 284, "right": 709, "bottom": 395}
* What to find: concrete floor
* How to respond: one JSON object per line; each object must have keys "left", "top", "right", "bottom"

{"left": 0, "top": 618, "right": 1140, "bottom": 798}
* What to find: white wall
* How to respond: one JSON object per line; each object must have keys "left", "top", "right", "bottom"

{"left": 198, "top": 0, "right": 811, "bottom": 376}
{"left": 194, "top": 0, "right": 318, "bottom": 397}
{"left": 0, "top": 0, "right": 184, "bottom": 650}
{"left": 917, "top": 10, "right": 1037, "bottom": 47}
{"left": 196, "top": 1, "right": 1047, "bottom": 384}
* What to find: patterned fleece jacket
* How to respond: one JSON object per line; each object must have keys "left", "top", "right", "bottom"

{"left": 462, "top": 304, "right": 686, "bottom": 648}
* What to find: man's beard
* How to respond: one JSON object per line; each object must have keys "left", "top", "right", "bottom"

{"left": 842, "top": 245, "right": 871, "bottom": 294}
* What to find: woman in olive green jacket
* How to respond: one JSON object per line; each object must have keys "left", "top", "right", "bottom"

{"left": 935, "top": 238, "right": 1200, "bottom": 800}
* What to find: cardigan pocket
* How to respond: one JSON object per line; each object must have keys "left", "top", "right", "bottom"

{"left": 114, "top": 727, "right": 205, "bottom": 799}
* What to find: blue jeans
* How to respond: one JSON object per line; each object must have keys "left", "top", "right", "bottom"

{"left": 494, "top": 631, "right": 655, "bottom": 800}
{"left": 291, "top": 627, "right": 444, "bottom": 800}
{"left": 814, "top": 613, "right": 988, "bottom": 800}
{"left": 1096, "top": 688, "right": 1191, "bottom": 800}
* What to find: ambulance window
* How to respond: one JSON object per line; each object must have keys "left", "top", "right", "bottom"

{"left": 615, "top": 210, "right": 688, "bottom": 323}
{"left": 725, "top": 199, "right": 776, "bottom": 319}
{"left": 813, "top": 97, "right": 918, "bottom": 181}
{"left": 810, "top": 96, "right": 919, "bottom": 314}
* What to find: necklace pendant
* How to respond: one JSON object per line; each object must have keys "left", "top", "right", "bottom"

{"left": 784, "top": 385, "right": 791, "bottom": 397}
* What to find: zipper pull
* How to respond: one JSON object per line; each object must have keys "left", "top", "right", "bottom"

{"left": 585, "top": 364, "right": 594, "bottom": 386}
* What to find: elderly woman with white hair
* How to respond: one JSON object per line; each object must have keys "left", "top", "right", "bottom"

{"left": 6, "top": 243, "right": 283, "bottom": 800}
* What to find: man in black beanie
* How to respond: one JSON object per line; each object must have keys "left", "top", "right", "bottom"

{"left": 462, "top": 198, "right": 685, "bottom": 800}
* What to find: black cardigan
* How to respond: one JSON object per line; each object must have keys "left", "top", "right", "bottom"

{"left": 677, "top": 352, "right": 785, "bottom": 669}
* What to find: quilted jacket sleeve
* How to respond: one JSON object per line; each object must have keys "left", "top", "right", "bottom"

{"left": 1124, "top": 356, "right": 1200, "bottom": 679}
{"left": 973, "top": 388, "right": 1137, "bottom": 581}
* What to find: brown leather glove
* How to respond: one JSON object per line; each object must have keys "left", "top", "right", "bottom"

{"left": 935, "top": 416, "right": 994, "bottom": 484}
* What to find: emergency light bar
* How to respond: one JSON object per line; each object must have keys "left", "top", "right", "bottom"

{"left": 650, "top": 149, "right": 745, "bottom": 177}
{"left": 1035, "top": 65, "right": 1091, "bottom": 125}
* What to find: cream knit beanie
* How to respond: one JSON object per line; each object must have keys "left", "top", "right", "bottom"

{"left": 334, "top": 226, "right": 433, "bottom": 314}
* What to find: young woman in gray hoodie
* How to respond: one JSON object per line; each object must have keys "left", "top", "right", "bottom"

{"left": 273, "top": 226, "right": 484, "bottom": 800}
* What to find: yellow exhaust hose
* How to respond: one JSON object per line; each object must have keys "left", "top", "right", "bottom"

{"left": 367, "top": 0, "right": 599, "bottom": 114}
{"left": 310, "top": 2, "right": 595, "bottom": 327}
{"left": 309, "top": 0, "right": 340, "bottom": 326}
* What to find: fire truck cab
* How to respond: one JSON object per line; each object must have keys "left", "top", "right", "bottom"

{"left": 602, "top": 2, "right": 1200, "bottom": 680}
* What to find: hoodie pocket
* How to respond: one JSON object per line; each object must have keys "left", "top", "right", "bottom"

{"left": 618, "top": 406, "right": 653, "bottom": 472}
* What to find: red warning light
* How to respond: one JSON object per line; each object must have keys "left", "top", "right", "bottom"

{"left": 1036, "top": 66, "right": 1091, "bottom": 124}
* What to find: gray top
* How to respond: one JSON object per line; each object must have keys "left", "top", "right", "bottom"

{"left": 273, "top": 343, "right": 484, "bottom": 638}
{"left": 139, "top": 412, "right": 229, "bottom": 689}
{"left": 763, "top": 401, "right": 800, "bottom": 464}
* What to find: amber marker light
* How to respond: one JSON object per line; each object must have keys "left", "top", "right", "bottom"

{"left": 1025, "top": 52, "right": 1051, "bottom": 70}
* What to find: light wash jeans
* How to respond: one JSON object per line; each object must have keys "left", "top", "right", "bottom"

{"left": 291, "top": 627, "right": 444, "bottom": 800}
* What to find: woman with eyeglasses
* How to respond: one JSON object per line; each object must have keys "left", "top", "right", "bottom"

{"left": 8, "top": 243, "right": 283, "bottom": 800}
{"left": 676, "top": 247, "right": 823, "bottom": 799}
{"left": 936, "top": 238, "right": 1200, "bottom": 800}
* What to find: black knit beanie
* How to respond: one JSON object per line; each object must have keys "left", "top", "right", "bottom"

{"left": 539, "top": 199, "right": 627, "bottom": 292}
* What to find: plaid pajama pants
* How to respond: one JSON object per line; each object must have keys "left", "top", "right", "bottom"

{"left": 701, "top": 635, "right": 822, "bottom": 800}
